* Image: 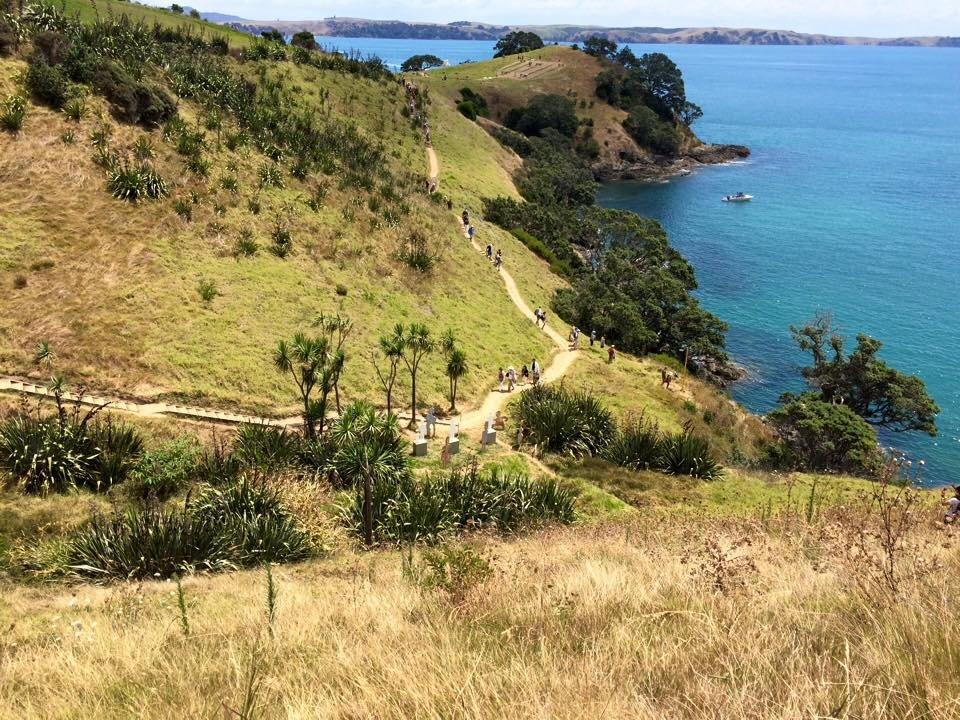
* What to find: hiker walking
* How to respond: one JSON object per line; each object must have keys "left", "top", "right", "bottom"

{"left": 590, "top": 330, "right": 596, "bottom": 347}
{"left": 467, "top": 225, "right": 477, "bottom": 242}
{"left": 600, "top": 335, "right": 606, "bottom": 349}
{"left": 506, "top": 366, "right": 516, "bottom": 392}
{"left": 494, "top": 249, "right": 503, "bottom": 271}
{"left": 486, "top": 243, "right": 493, "bottom": 260}
{"left": 498, "top": 367, "right": 505, "bottom": 392}
{"left": 521, "top": 364, "right": 530, "bottom": 384}
{"left": 462, "top": 209, "right": 470, "bottom": 227}
{"left": 607, "top": 345, "right": 617, "bottom": 363}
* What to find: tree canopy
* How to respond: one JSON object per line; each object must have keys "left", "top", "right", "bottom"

{"left": 260, "top": 29, "right": 285, "bottom": 44}
{"left": 791, "top": 314, "right": 940, "bottom": 435}
{"left": 400, "top": 54, "right": 444, "bottom": 72}
{"left": 493, "top": 31, "right": 544, "bottom": 58}
{"left": 582, "top": 36, "right": 618, "bottom": 60}
{"left": 505, "top": 93, "right": 579, "bottom": 139}
{"left": 290, "top": 31, "right": 317, "bottom": 50}
{"left": 768, "top": 396, "right": 884, "bottom": 476}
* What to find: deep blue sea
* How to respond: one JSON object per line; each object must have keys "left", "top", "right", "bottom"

{"left": 326, "top": 37, "right": 960, "bottom": 485}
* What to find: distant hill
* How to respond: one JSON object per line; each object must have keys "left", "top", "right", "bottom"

{"left": 207, "top": 15, "right": 960, "bottom": 47}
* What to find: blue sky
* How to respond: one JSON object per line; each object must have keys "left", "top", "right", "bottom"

{"left": 172, "top": 0, "right": 960, "bottom": 37}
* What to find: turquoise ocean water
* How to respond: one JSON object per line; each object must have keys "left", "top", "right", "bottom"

{"left": 326, "top": 37, "right": 960, "bottom": 485}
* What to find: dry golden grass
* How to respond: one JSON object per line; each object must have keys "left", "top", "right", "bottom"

{"left": 2, "top": 507, "right": 958, "bottom": 719}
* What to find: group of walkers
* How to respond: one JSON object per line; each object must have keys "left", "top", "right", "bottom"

{"left": 563, "top": 325, "right": 617, "bottom": 362}
{"left": 498, "top": 359, "right": 543, "bottom": 392}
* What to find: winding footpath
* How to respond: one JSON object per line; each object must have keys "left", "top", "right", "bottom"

{"left": 0, "top": 140, "right": 578, "bottom": 435}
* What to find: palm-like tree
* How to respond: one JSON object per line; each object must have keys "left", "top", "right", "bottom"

{"left": 327, "top": 401, "right": 409, "bottom": 545}
{"left": 372, "top": 324, "right": 406, "bottom": 416}
{"left": 273, "top": 332, "right": 334, "bottom": 440}
{"left": 400, "top": 323, "right": 434, "bottom": 430}
{"left": 445, "top": 348, "right": 468, "bottom": 414}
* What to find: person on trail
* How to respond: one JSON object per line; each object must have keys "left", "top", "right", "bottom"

{"left": 943, "top": 486, "right": 960, "bottom": 523}
{"left": 446, "top": 199, "right": 453, "bottom": 211}
{"left": 462, "top": 210, "right": 470, "bottom": 227}
{"left": 600, "top": 335, "right": 606, "bottom": 349}
{"left": 494, "top": 249, "right": 503, "bottom": 270}
{"left": 486, "top": 243, "right": 493, "bottom": 260}
{"left": 590, "top": 330, "right": 596, "bottom": 347}
{"left": 506, "top": 366, "right": 516, "bottom": 392}
{"left": 521, "top": 364, "right": 530, "bottom": 384}
{"left": 498, "top": 367, "right": 505, "bottom": 392}
{"left": 608, "top": 345, "right": 617, "bottom": 363}
{"left": 468, "top": 225, "right": 477, "bottom": 242}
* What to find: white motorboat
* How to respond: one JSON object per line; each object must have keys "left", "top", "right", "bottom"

{"left": 723, "top": 192, "right": 753, "bottom": 202}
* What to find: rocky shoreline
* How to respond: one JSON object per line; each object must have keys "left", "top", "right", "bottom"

{"left": 593, "top": 143, "right": 751, "bottom": 183}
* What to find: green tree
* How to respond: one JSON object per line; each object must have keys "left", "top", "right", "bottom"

{"left": 400, "top": 324, "right": 434, "bottom": 430}
{"left": 622, "top": 104, "right": 681, "bottom": 155}
{"left": 635, "top": 52, "right": 687, "bottom": 121}
{"left": 274, "top": 332, "right": 336, "bottom": 440}
{"left": 325, "top": 401, "right": 410, "bottom": 546}
{"left": 439, "top": 331, "right": 468, "bottom": 414}
{"left": 505, "top": 93, "right": 579, "bottom": 138}
{"left": 400, "top": 54, "right": 443, "bottom": 72}
{"left": 582, "top": 36, "right": 618, "bottom": 60}
{"left": 768, "top": 396, "right": 884, "bottom": 476}
{"left": 189, "top": 8, "right": 200, "bottom": 19}
{"left": 290, "top": 30, "right": 317, "bottom": 50}
{"left": 313, "top": 313, "right": 352, "bottom": 414}
{"left": 372, "top": 324, "right": 406, "bottom": 416}
{"left": 170, "top": 3, "right": 183, "bottom": 13}
{"left": 791, "top": 313, "right": 939, "bottom": 435}
{"left": 260, "top": 29, "right": 285, "bottom": 44}
{"left": 493, "top": 31, "right": 544, "bottom": 58}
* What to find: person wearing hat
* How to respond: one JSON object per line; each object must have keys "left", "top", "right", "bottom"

{"left": 943, "top": 486, "right": 960, "bottom": 523}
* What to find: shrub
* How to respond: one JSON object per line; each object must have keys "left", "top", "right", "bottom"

{"left": 69, "top": 509, "right": 233, "bottom": 579}
{"left": 173, "top": 199, "right": 192, "bottom": 221}
{"left": 234, "top": 230, "right": 258, "bottom": 257}
{"left": 32, "top": 30, "right": 71, "bottom": 66}
{"left": 258, "top": 162, "right": 284, "bottom": 189}
{"left": 25, "top": 59, "right": 69, "bottom": 109}
{"left": 603, "top": 415, "right": 663, "bottom": 471}
{"left": 132, "top": 136, "right": 154, "bottom": 160}
{"left": 457, "top": 101, "right": 479, "bottom": 121}
{"left": 197, "top": 279, "right": 218, "bottom": 303}
{"left": 219, "top": 174, "right": 239, "bottom": 193}
{"left": 270, "top": 217, "right": 293, "bottom": 257}
{"left": 194, "top": 435, "right": 242, "bottom": 485}
{"left": 108, "top": 160, "right": 168, "bottom": 202}
{"left": 0, "top": 94, "right": 26, "bottom": 133}
{"left": 335, "top": 283, "right": 348, "bottom": 296}
{"left": 515, "top": 385, "right": 616, "bottom": 458}
{"left": 659, "top": 427, "right": 723, "bottom": 480}
{"left": 0, "top": 416, "right": 98, "bottom": 494}
{"left": 92, "top": 62, "right": 176, "bottom": 127}
{"left": 491, "top": 127, "right": 534, "bottom": 157}
{"left": 192, "top": 479, "right": 313, "bottom": 565}
{"left": 343, "top": 462, "right": 577, "bottom": 544}
{"left": 398, "top": 231, "right": 438, "bottom": 272}
{"left": 88, "top": 418, "right": 145, "bottom": 488}
{"left": 0, "top": 19, "right": 16, "bottom": 57}
{"left": 126, "top": 437, "right": 199, "bottom": 502}
{"left": 767, "top": 398, "right": 883, "bottom": 476}
{"left": 623, "top": 105, "right": 681, "bottom": 156}
{"left": 408, "top": 544, "right": 492, "bottom": 603}
{"left": 320, "top": 402, "right": 410, "bottom": 490}
{"left": 62, "top": 96, "right": 86, "bottom": 122}
{"left": 233, "top": 423, "right": 299, "bottom": 472}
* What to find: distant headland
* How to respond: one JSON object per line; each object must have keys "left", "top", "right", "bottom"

{"left": 204, "top": 15, "right": 960, "bottom": 48}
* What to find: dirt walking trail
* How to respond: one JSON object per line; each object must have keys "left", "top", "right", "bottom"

{"left": 0, "top": 136, "right": 578, "bottom": 435}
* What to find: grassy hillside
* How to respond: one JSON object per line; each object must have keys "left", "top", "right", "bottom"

{"left": 0, "top": 10, "right": 565, "bottom": 416}
{"left": 425, "top": 46, "right": 661, "bottom": 172}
